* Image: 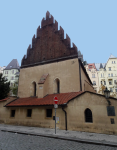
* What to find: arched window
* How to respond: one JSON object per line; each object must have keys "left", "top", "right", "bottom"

{"left": 57, "top": 79, "right": 60, "bottom": 93}
{"left": 32, "top": 82, "right": 36, "bottom": 96}
{"left": 54, "top": 78, "right": 60, "bottom": 93}
{"left": 85, "top": 108, "right": 93, "bottom": 123}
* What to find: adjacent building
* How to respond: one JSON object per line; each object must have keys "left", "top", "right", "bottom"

{"left": 0, "top": 66, "right": 6, "bottom": 74}
{"left": 97, "top": 55, "right": 117, "bottom": 98}
{"left": 2, "top": 59, "right": 20, "bottom": 96}
{"left": 84, "top": 64, "right": 99, "bottom": 92}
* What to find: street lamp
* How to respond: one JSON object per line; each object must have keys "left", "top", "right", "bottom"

{"left": 104, "top": 87, "right": 111, "bottom": 105}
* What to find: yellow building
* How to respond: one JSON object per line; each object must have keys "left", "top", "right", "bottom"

{"left": 98, "top": 55, "right": 117, "bottom": 98}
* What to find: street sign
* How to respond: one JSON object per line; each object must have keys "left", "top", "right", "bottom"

{"left": 54, "top": 104, "right": 58, "bottom": 108}
{"left": 54, "top": 96, "right": 58, "bottom": 134}
{"left": 54, "top": 96, "right": 58, "bottom": 104}
{"left": 56, "top": 117, "right": 59, "bottom": 123}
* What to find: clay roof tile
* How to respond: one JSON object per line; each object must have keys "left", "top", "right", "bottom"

{"left": 5, "top": 91, "right": 83, "bottom": 107}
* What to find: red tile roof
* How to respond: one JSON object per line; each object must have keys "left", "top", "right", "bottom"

{"left": 38, "top": 74, "right": 49, "bottom": 84}
{"left": 6, "top": 91, "right": 83, "bottom": 107}
{"left": 88, "top": 63, "right": 96, "bottom": 69}
{"left": 0, "top": 98, "right": 9, "bottom": 102}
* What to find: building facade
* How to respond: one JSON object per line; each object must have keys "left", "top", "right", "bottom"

{"left": 2, "top": 59, "right": 20, "bottom": 96}
{"left": 84, "top": 64, "right": 99, "bottom": 92}
{"left": 98, "top": 55, "right": 117, "bottom": 98}
{"left": 3, "top": 59, "right": 20, "bottom": 86}
{"left": 0, "top": 66, "right": 6, "bottom": 74}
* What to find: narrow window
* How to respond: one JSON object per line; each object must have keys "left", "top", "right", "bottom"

{"left": 32, "top": 82, "right": 36, "bottom": 96}
{"left": 93, "top": 81, "right": 96, "bottom": 85}
{"left": 92, "top": 74, "right": 95, "bottom": 78}
{"left": 101, "top": 81, "right": 102, "bottom": 85}
{"left": 112, "top": 61, "right": 113, "bottom": 64}
{"left": 12, "top": 70, "right": 14, "bottom": 74}
{"left": 11, "top": 76, "right": 14, "bottom": 80}
{"left": 57, "top": 80, "right": 60, "bottom": 93}
{"left": 27, "top": 109, "right": 32, "bottom": 117}
{"left": 108, "top": 74, "right": 110, "bottom": 77}
{"left": 5, "top": 76, "right": 7, "bottom": 80}
{"left": 109, "top": 81, "right": 112, "bottom": 85}
{"left": 85, "top": 108, "right": 93, "bottom": 123}
{"left": 104, "top": 81, "right": 106, "bottom": 85}
{"left": 111, "top": 73, "right": 113, "bottom": 77}
{"left": 11, "top": 110, "right": 15, "bottom": 117}
{"left": 110, "top": 88, "right": 113, "bottom": 92}
{"left": 55, "top": 78, "right": 60, "bottom": 93}
{"left": 109, "top": 67, "right": 111, "bottom": 71}
{"left": 46, "top": 109, "right": 52, "bottom": 118}
{"left": 114, "top": 80, "right": 117, "bottom": 84}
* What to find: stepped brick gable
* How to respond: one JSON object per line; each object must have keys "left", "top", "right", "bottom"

{"left": 21, "top": 11, "right": 78, "bottom": 68}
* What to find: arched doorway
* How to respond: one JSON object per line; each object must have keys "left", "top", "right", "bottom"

{"left": 85, "top": 108, "right": 93, "bottom": 123}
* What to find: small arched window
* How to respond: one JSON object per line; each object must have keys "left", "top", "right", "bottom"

{"left": 57, "top": 79, "right": 60, "bottom": 93}
{"left": 54, "top": 78, "right": 60, "bottom": 93}
{"left": 32, "top": 81, "right": 36, "bottom": 96}
{"left": 85, "top": 108, "right": 93, "bottom": 123}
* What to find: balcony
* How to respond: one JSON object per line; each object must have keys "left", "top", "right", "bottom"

{"left": 108, "top": 76, "right": 113, "bottom": 80}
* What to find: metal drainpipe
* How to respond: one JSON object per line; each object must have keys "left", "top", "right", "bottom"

{"left": 62, "top": 107, "right": 67, "bottom": 131}
{"left": 79, "top": 59, "right": 82, "bottom": 91}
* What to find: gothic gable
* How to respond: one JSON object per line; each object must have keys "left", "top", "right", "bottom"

{"left": 21, "top": 11, "right": 78, "bottom": 68}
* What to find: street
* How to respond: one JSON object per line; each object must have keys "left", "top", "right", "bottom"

{"left": 0, "top": 131, "right": 117, "bottom": 150}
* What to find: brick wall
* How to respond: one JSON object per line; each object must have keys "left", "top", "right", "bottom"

{"left": 21, "top": 11, "right": 78, "bottom": 67}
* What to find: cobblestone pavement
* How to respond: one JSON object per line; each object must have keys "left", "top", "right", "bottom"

{"left": 0, "top": 131, "right": 117, "bottom": 150}
{"left": 0, "top": 124, "right": 117, "bottom": 144}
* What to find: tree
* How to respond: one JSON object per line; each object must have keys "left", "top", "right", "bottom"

{"left": 0, "top": 73, "right": 10, "bottom": 100}
{"left": 10, "top": 80, "right": 18, "bottom": 96}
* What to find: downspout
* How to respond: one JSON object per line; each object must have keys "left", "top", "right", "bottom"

{"left": 79, "top": 59, "right": 82, "bottom": 91}
{"left": 62, "top": 107, "right": 67, "bottom": 131}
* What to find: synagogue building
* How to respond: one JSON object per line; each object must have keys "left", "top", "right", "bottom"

{"left": 0, "top": 12, "right": 117, "bottom": 135}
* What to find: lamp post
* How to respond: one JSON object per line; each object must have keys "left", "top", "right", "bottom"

{"left": 104, "top": 87, "right": 111, "bottom": 105}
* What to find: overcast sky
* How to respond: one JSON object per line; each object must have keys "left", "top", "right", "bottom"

{"left": 0, "top": 0, "right": 117, "bottom": 67}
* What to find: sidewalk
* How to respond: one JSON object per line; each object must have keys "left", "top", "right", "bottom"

{"left": 0, "top": 124, "right": 117, "bottom": 147}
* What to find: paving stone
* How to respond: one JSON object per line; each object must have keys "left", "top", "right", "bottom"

{"left": 0, "top": 131, "right": 117, "bottom": 150}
